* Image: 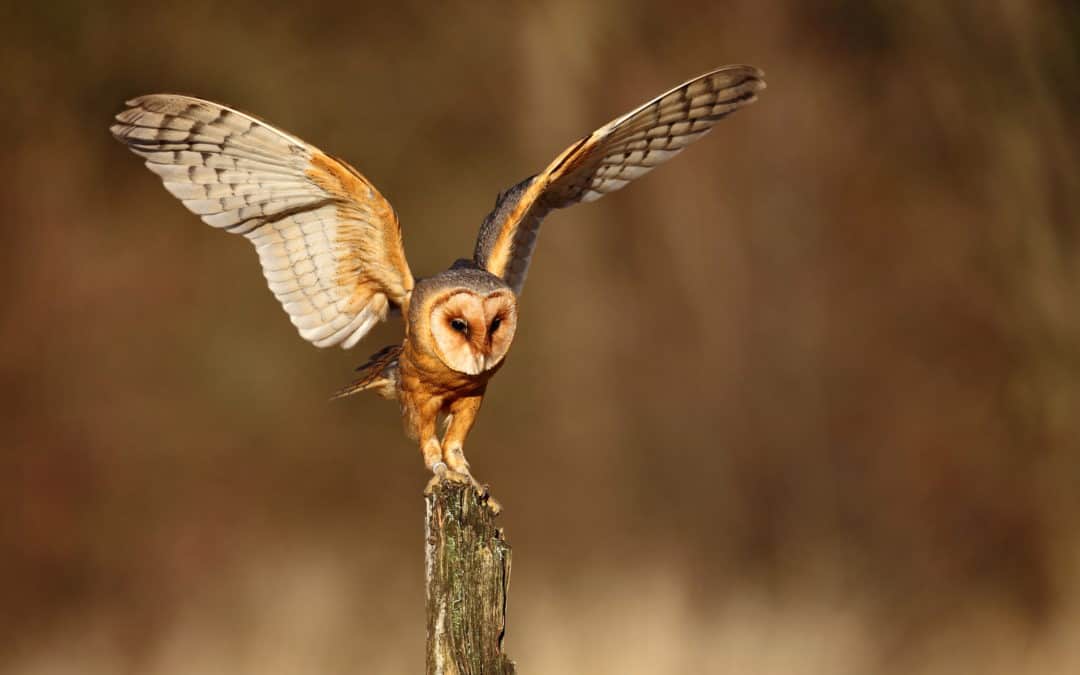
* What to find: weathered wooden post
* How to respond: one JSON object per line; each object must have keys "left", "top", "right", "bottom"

{"left": 424, "top": 481, "right": 515, "bottom": 675}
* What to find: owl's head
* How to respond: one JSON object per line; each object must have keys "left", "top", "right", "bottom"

{"left": 428, "top": 289, "right": 517, "bottom": 375}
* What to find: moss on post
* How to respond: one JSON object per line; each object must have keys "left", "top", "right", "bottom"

{"left": 425, "top": 480, "right": 515, "bottom": 675}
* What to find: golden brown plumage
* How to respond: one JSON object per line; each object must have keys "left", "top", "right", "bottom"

{"left": 109, "top": 66, "right": 766, "bottom": 499}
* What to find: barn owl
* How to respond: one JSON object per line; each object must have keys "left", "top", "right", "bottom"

{"left": 110, "top": 65, "right": 765, "bottom": 505}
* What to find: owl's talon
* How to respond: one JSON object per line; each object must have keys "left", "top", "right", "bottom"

{"left": 452, "top": 465, "right": 489, "bottom": 498}
{"left": 425, "top": 468, "right": 472, "bottom": 493}
{"left": 422, "top": 471, "right": 502, "bottom": 513}
{"left": 461, "top": 474, "right": 501, "bottom": 514}
{"left": 444, "top": 469, "right": 473, "bottom": 485}
{"left": 425, "top": 468, "right": 464, "bottom": 495}
{"left": 484, "top": 493, "right": 502, "bottom": 515}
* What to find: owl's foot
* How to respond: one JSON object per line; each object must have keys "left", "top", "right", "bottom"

{"left": 424, "top": 461, "right": 466, "bottom": 493}
{"left": 456, "top": 468, "right": 501, "bottom": 515}
{"left": 423, "top": 464, "right": 501, "bottom": 515}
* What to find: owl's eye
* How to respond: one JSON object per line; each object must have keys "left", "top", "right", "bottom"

{"left": 489, "top": 316, "right": 502, "bottom": 333}
{"left": 450, "top": 318, "right": 469, "bottom": 334}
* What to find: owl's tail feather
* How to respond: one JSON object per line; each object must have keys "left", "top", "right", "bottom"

{"left": 330, "top": 344, "right": 402, "bottom": 401}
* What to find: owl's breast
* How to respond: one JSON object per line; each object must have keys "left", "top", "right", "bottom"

{"left": 399, "top": 342, "right": 498, "bottom": 399}
{"left": 397, "top": 343, "right": 500, "bottom": 440}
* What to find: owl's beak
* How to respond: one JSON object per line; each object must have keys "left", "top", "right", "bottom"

{"left": 480, "top": 349, "right": 507, "bottom": 372}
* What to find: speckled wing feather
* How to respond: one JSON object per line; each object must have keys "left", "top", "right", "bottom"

{"left": 474, "top": 65, "right": 766, "bottom": 295}
{"left": 110, "top": 94, "right": 414, "bottom": 349}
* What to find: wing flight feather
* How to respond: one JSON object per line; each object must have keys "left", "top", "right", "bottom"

{"left": 111, "top": 94, "right": 414, "bottom": 349}
{"left": 474, "top": 65, "right": 766, "bottom": 295}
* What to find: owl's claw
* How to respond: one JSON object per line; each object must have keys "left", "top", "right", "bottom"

{"left": 442, "top": 469, "right": 474, "bottom": 485}
{"left": 483, "top": 493, "right": 502, "bottom": 515}
{"left": 457, "top": 469, "right": 502, "bottom": 515}
{"left": 424, "top": 466, "right": 470, "bottom": 495}
{"left": 423, "top": 467, "right": 501, "bottom": 514}
{"left": 455, "top": 467, "right": 491, "bottom": 499}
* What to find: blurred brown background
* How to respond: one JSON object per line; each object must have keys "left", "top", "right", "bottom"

{"left": 2, "top": 1, "right": 1079, "bottom": 673}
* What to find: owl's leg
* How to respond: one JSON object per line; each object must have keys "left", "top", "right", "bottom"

{"left": 441, "top": 394, "right": 500, "bottom": 513}
{"left": 416, "top": 397, "right": 447, "bottom": 474}
{"left": 419, "top": 397, "right": 480, "bottom": 498}
{"left": 442, "top": 394, "right": 483, "bottom": 475}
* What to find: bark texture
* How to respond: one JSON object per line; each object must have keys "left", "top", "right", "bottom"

{"left": 425, "top": 481, "right": 515, "bottom": 675}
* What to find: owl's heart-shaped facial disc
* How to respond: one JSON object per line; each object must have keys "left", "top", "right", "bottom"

{"left": 430, "top": 290, "right": 517, "bottom": 375}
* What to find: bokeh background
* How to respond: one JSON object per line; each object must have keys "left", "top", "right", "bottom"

{"left": 3, "top": 1, "right": 1079, "bottom": 673}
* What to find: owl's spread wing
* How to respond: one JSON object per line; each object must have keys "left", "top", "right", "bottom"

{"left": 474, "top": 65, "right": 765, "bottom": 295}
{"left": 111, "top": 94, "right": 414, "bottom": 349}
